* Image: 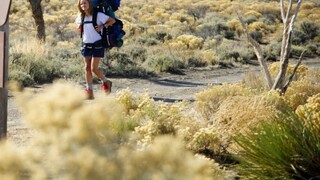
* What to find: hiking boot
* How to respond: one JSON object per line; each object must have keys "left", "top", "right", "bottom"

{"left": 102, "top": 80, "right": 112, "bottom": 94}
{"left": 85, "top": 89, "right": 94, "bottom": 100}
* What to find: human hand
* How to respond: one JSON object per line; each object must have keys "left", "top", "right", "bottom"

{"left": 95, "top": 25, "right": 104, "bottom": 32}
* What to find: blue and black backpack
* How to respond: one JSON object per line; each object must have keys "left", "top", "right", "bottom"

{"left": 81, "top": 0, "right": 125, "bottom": 49}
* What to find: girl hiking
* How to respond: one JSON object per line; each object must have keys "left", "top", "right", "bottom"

{"left": 76, "top": 0, "right": 115, "bottom": 99}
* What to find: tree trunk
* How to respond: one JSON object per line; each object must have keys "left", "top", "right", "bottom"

{"left": 273, "top": 0, "right": 303, "bottom": 90}
{"left": 28, "top": 0, "right": 45, "bottom": 42}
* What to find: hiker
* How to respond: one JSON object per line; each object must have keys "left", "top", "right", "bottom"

{"left": 75, "top": 0, "right": 115, "bottom": 99}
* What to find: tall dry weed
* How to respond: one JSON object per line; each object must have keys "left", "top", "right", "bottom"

{"left": 10, "top": 37, "right": 49, "bottom": 57}
{"left": 211, "top": 91, "right": 287, "bottom": 152}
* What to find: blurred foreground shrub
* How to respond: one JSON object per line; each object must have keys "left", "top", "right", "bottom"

{"left": 6, "top": 82, "right": 234, "bottom": 179}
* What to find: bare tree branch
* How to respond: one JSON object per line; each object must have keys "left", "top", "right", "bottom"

{"left": 280, "top": 0, "right": 285, "bottom": 21}
{"left": 281, "top": 50, "right": 306, "bottom": 94}
{"left": 238, "top": 14, "right": 273, "bottom": 88}
{"left": 285, "top": 0, "right": 293, "bottom": 23}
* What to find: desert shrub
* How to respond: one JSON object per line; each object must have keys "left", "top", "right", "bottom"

{"left": 249, "top": 2, "right": 281, "bottom": 20}
{"left": 29, "top": 57, "right": 62, "bottom": 83}
{"left": 306, "top": 44, "right": 318, "bottom": 56}
{"left": 132, "top": 100, "right": 186, "bottom": 145}
{"left": 195, "top": 83, "right": 257, "bottom": 121}
{"left": 187, "top": 125, "right": 231, "bottom": 164}
{"left": 148, "top": 31, "right": 172, "bottom": 43}
{"left": 227, "top": 19, "right": 243, "bottom": 37}
{"left": 196, "top": 22, "right": 234, "bottom": 40}
{"left": 223, "top": 30, "right": 235, "bottom": 40}
{"left": 121, "top": 45, "right": 147, "bottom": 63}
{"left": 186, "top": 57, "right": 206, "bottom": 67}
{"left": 9, "top": 70, "right": 35, "bottom": 87}
{"left": 116, "top": 88, "right": 152, "bottom": 113}
{"left": 135, "top": 36, "right": 159, "bottom": 46}
{"left": 249, "top": 31, "right": 263, "bottom": 44}
{"left": 220, "top": 51, "right": 240, "bottom": 62}
{"left": 290, "top": 45, "right": 314, "bottom": 58}
{"left": 263, "top": 42, "right": 281, "bottom": 61}
{"left": 268, "top": 62, "right": 309, "bottom": 80}
{"left": 186, "top": 5, "right": 210, "bottom": 20}
{"left": 116, "top": 89, "right": 193, "bottom": 143}
{"left": 10, "top": 82, "right": 234, "bottom": 179}
{"left": 119, "top": 136, "right": 235, "bottom": 179}
{"left": 262, "top": 13, "right": 278, "bottom": 25}
{"left": 60, "top": 60, "right": 84, "bottom": 81}
{"left": 196, "top": 24, "right": 218, "bottom": 40}
{"left": 216, "top": 39, "right": 252, "bottom": 63}
{"left": 211, "top": 91, "right": 287, "bottom": 153}
{"left": 144, "top": 54, "right": 185, "bottom": 73}
{"left": 292, "top": 30, "right": 308, "bottom": 45}
{"left": 0, "top": 142, "right": 32, "bottom": 179}
{"left": 242, "top": 71, "right": 269, "bottom": 91}
{"left": 235, "top": 109, "right": 320, "bottom": 179}
{"left": 244, "top": 10, "right": 262, "bottom": 19}
{"left": 284, "top": 69, "right": 320, "bottom": 110}
{"left": 243, "top": 16, "right": 258, "bottom": 25}
{"left": 169, "top": 34, "right": 204, "bottom": 50}
{"left": 9, "top": 53, "right": 62, "bottom": 84}
{"left": 300, "top": 21, "right": 319, "bottom": 40}
{"left": 296, "top": 93, "right": 320, "bottom": 131}
{"left": 248, "top": 21, "right": 272, "bottom": 34}
{"left": 105, "top": 49, "right": 150, "bottom": 77}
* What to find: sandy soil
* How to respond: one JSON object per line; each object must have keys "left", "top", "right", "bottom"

{"left": 6, "top": 58, "right": 320, "bottom": 146}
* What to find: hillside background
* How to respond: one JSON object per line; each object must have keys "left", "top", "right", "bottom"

{"left": 8, "top": 0, "right": 320, "bottom": 86}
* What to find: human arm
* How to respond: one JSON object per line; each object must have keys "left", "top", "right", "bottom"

{"left": 95, "top": 13, "right": 116, "bottom": 32}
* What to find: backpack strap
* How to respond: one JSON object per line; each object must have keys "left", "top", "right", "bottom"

{"left": 80, "top": 13, "right": 100, "bottom": 39}
{"left": 80, "top": 15, "right": 94, "bottom": 38}
{"left": 80, "top": 15, "right": 85, "bottom": 38}
{"left": 92, "top": 10, "right": 98, "bottom": 29}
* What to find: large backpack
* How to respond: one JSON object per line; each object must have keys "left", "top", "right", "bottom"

{"left": 81, "top": 0, "right": 125, "bottom": 49}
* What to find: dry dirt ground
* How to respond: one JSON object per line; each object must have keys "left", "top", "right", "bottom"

{"left": 6, "top": 59, "right": 320, "bottom": 146}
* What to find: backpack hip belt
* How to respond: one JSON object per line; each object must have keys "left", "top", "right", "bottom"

{"left": 82, "top": 40, "right": 104, "bottom": 48}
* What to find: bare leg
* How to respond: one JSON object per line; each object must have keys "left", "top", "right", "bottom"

{"left": 84, "top": 57, "right": 93, "bottom": 84}
{"left": 91, "top": 57, "right": 105, "bottom": 81}
{"left": 91, "top": 57, "right": 112, "bottom": 94}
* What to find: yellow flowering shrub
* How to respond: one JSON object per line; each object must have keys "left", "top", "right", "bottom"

{"left": 201, "top": 50, "right": 219, "bottom": 65}
{"left": 226, "top": 19, "right": 243, "bottom": 36}
{"left": 296, "top": 93, "right": 320, "bottom": 130}
{"left": 248, "top": 22, "right": 271, "bottom": 34}
{"left": 244, "top": 10, "right": 262, "bottom": 18}
{"left": 195, "top": 83, "right": 257, "bottom": 121}
{"left": 284, "top": 70, "right": 320, "bottom": 110}
{"left": 169, "top": 35, "right": 204, "bottom": 50}
{"left": 188, "top": 125, "right": 223, "bottom": 155}
{"left": 268, "top": 62, "right": 309, "bottom": 79}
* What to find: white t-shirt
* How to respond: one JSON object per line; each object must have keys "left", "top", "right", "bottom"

{"left": 76, "top": 12, "right": 109, "bottom": 43}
